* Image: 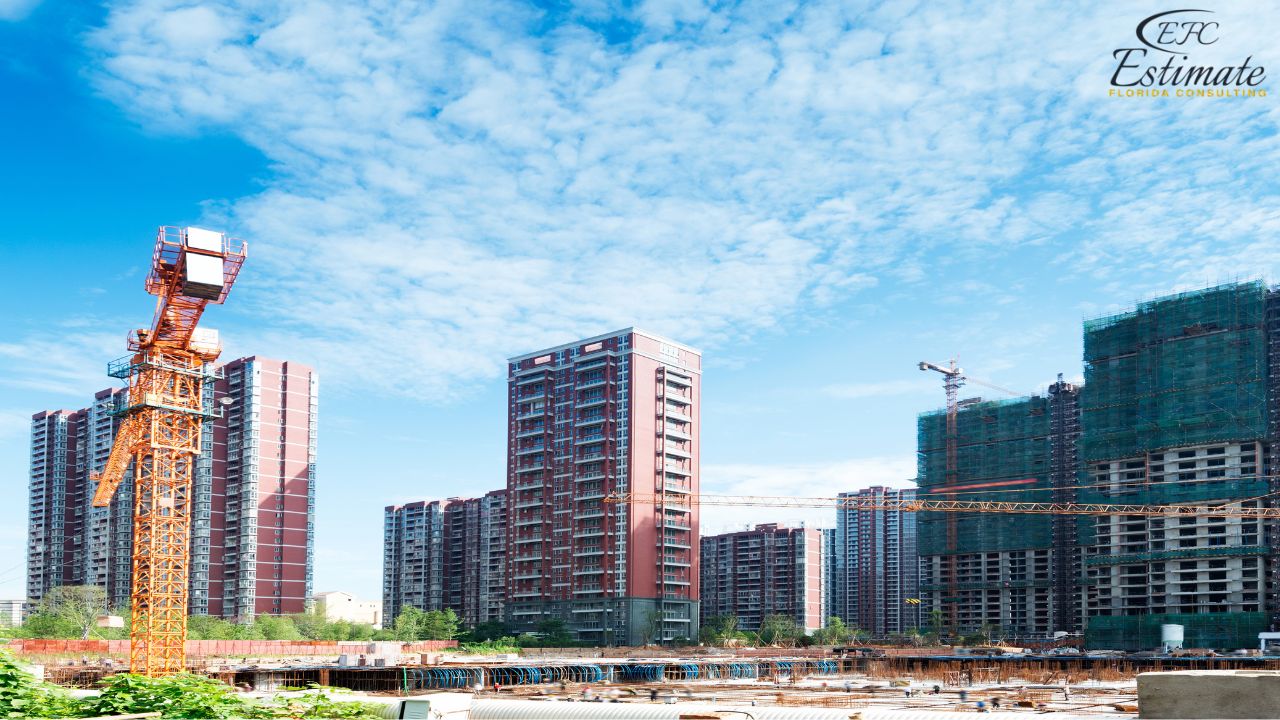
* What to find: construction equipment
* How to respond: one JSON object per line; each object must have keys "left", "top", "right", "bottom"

{"left": 917, "top": 359, "right": 963, "bottom": 629}
{"left": 604, "top": 491, "right": 1280, "bottom": 518}
{"left": 92, "top": 226, "right": 246, "bottom": 676}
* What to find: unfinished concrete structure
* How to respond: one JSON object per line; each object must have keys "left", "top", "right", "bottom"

{"left": 505, "top": 329, "right": 701, "bottom": 645}
{"left": 831, "top": 487, "right": 919, "bottom": 635}
{"left": 1081, "top": 282, "right": 1276, "bottom": 650}
{"left": 916, "top": 380, "right": 1082, "bottom": 638}
{"left": 700, "top": 523, "right": 823, "bottom": 633}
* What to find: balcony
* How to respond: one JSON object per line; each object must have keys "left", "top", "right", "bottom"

{"left": 576, "top": 472, "right": 605, "bottom": 482}
{"left": 516, "top": 462, "right": 546, "bottom": 473}
{"left": 663, "top": 464, "right": 691, "bottom": 477}
{"left": 573, "top": 567, "right": 604, "bottom": 576}
{"left": 514, "top": 480, "right": 546, "bottom": 490}
{"left": 574, "top": 528, "right": 606, "bottom": 538}
{"left": 576, "top": 415, "right": 606, "bottom": 427}
{"left": 518, "top": 391, "right": 547, "bottom": 403}
{"left": 662, "top": 482, "right": 691, "bottom": 494}
{"left": 577, "top": 377, "right": 608, "bottom": 389}
{"left": 665, "top": 374, "right": 692, "bottom": 388}
{"left": 515, "top": 408, "right": 547, "bottom": 420}
{"left": 575, "top": 434, "right": 604, "bottom": 444}
{"left": 513, "top": 499, "right": 546, "bottom": 510}
{"left": 665, "top": 412, "right": 693, "bottom": 425}
{"left": 513, "top": 517, "right": 544, "bottom": 527}
{"left": 575, "top": 453, "right": 605, "bottom": 463}
{"left": 516, "top": 425, "right": 547, "bottom": 438}
{"left": 663, "top": 444, "right": 692, "bottom": 459}
{"left": 516, "top": 444, "right": 546, "bottom": 456}
{"left": 513, "top": 536, "right": 544, "bottom": 545}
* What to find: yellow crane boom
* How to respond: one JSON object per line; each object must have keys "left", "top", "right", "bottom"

{"left": 604, "top": 492, "right": 1280, "bottom": 519}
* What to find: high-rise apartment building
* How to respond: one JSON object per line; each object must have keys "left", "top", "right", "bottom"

{"left": 443, "top": 490, "right": 508, "bottom": 626}
{"left": 916, "top": 379, "right": 1082, "bottom": 638}
{"left": 26, "top": 356, "right": 316, "bottom": 619}
{"left": 700, "top": 524, "right": 823, "bottom": 633}
{"left": 1080, "top": 282, "right": 1278, "bottom": 650}
{"left": 383, "top": 491, "right": 508, "bottom": 627}
{"left": 383, "top": 500, "right": 448, "bottom": 620}
{"left": 209, "top": 357, "right": 318, "bottom": 619}
{"left": 821, "top": 528, "right": 837, "bottom": 626}
{"left": 831, "top": 487, "right": 919, "bottom": 636}
{"left": 505, "top": 329, "right": 701, "bottom": 645}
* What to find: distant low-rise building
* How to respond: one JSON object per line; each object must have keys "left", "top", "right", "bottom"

{"left": 311, "top": 591, "right": 382, "bottom": 628}
{"left": 0, "top": 599, "right": 25, "bottom": 627}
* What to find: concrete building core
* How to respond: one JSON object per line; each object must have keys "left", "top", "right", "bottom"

{"left": 504, "top": 328, "right": 701, "bottom": 645}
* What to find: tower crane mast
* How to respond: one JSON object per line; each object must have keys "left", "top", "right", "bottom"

{"left": 92, "top": 227, "right": 246, "bottom": 676}
{"left": 918, "top": 359, "right": 964, "bottom": 628}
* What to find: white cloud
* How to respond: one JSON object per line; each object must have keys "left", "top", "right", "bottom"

{"left": 0, "top": 0, "right": 41, "bottom": 22}
{"left": 0, "top": 329, "right": 122, "bottom": 398}
{"left": 75, "top": 1, "right": 1280, "bottom": 402}
{"left": 823, "top": 379, "right": 935, "bottom": 400}
{"left": 699, "top": 455, "right": 917, "bottom": 534}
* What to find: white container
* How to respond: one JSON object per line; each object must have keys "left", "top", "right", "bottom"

{"left": 1162, "top": 623, "right": 1185, "bottom": 650}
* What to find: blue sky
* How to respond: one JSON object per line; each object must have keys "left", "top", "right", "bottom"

{"left": 1, "top": 1, "right": 1277, "bottom": 602}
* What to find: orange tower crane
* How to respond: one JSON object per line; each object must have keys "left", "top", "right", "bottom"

{"left": 92, "top": 227, "right": 247, "bottom": 676}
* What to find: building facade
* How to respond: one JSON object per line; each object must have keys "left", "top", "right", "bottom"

{"left": 700, "top": 524, "right": 823, "bottom": 634}
{"left": 383, "top": 500, "right": 448, "bottom": 622}
{"left": 1080, "top": 282, "right": 1277, "bottom": 650}
{"left": 384, "top": 492, "right": 508, "bottom": 627}
{"left": 26, "top": 357, "right": 316, "bottom": 620}
{"left": 831, "top": 487, "right": 919, "bottom": 636}
{"left": 0, "top": 600, "right": 24, "bottom": 627}
{"left": 441, "top": 490, "right": 508, "bottom": 627}
{"left": 208, "top": 357, "right": 318, "bottom": 619}
{"left": 505, "top": 329, "right": 701, "bottom": 645}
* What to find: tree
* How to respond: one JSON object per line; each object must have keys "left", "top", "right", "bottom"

{"left": 463, "top": 620, "right": 513, "bottom": 643}
{"left": 27, "top": 586, "right": 108, "bottom": 639}
{"left": 757, "top": 614, "right": 800, "bottom": 647}
{"left": 256, "top": 615, "right": 304, "bottom": 640}
{"left": 419, "top": 610, "right": 459, "bottom": 641}
{"left": 699, "top": 615, "right": 741, "bottom": 647}
{"left": 927, "top": 609, "right": 946, "bottom": 636}
{"left": 533, "top": 618, "right": 572, "bottom": 646}
{"left": 394, "top": 606, "right": 427, "bottom": 641}
{"left": 813, "top": 617, "right": 854, "bottom": 646}
{"left": 641, "top": 610, "right": 664, "bottom": 646}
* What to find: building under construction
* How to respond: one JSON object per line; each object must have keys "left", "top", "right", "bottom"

{"left": 916, "top": 280, "right": 1280, "bottom": 650}
{"left": 916, "top": 381, "right": 1081, "bottom": 638}
{"left": 1080, "top": 281, "right": 1277, "bottom": 650}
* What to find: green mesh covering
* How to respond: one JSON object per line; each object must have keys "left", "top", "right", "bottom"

{"left": 917, "top": 396, "right": 1053, "bottom": 556}
{"left": 1085, "top": 612, "right": 1268, "bottom": 651}
{"left": 1080, "top": 282, "right": 1268, "bottom": 462}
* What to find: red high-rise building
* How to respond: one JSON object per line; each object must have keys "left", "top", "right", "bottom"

{"left": 700, "top": 524, "right": 824, "bottom": 634}
{"left": 506, "top": 329, "right": 701, "bottom": 645}
{"left": 209, "top": 357, "right": 318, "bottom": 619}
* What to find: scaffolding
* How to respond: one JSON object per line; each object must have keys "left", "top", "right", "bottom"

{"left": 917, "top": 396, "right": 1054, "bottom": 555}
{"left": 1084, "top": 612, "right": 1269, "bottom": 652}
{"left": 1080, "top": 281, "right": 1269, "bottom": 462}
{"left": 1078, "top": 281, "right": 1276, "bottom": 651}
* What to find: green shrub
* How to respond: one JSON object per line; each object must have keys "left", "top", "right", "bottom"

{"left": 0, "top": 649, "right": 83, "bottom": 719}
{"left": 87, "top": 673, "right": 255, "bottom": 719}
